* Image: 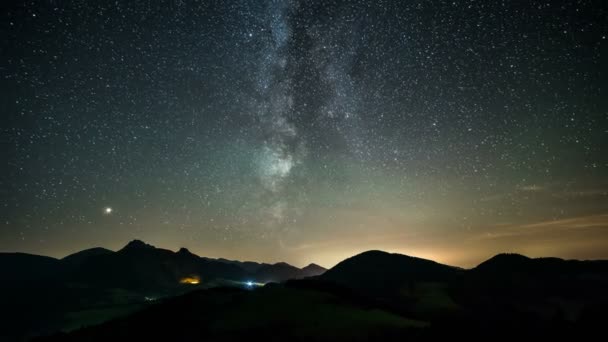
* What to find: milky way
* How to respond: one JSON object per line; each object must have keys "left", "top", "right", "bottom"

{"left": 1, "top": 0, "right": 607, "bottom": 267}
{"left": 253, "top": 0, "right": 303, "bottom": 228}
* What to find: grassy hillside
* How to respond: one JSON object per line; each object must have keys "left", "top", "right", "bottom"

{"left": 38, "top": 285, "right": 428, "bottom": 341}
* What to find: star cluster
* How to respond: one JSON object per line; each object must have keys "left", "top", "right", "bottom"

{"left": 1, "top": 0, "right": 607, "bottom": 267}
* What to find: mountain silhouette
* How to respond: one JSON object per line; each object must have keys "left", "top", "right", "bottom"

{"left": 0, "top": 252, "right": 60, "bottom": 285}
{"left": 3, "top": 246, "right": 608, "bottom": 341}
{"left": 32, "top": 249, "right": 608, "bottom": 342}
{"left": 0, "top": 240, "right": 330, "bottom": 341}
{"left": 65, "top": 240, "right": 250, "bottom": 291}
{"left": 461, "top": 252, "right": 608, "bottom": 308}
{"left": 120, "top": 239, "right": 156, "bottom": 251}
{"left": 60, "top": 247, "right": 113, "bottom": 272}
{"left": 1, "top": 240, "right": 325, "bottom": 292}
{"left": 253, "top": 261, "right": 321, "bottom": 283}
{"left": 320, "top": 250, "right": 461, "bottom": 293}
{"left": 254, "top": 262, "right": 299, "bottom": 282}
{"left": 216, "top": 258, "right": 271, "bottom": 273}
{"left": 474, "top": 253, "right": 608, "bottom": 276}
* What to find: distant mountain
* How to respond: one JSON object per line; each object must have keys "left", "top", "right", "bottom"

{"left": 301, "top": 263, "right": 327, "bottom": 277}
{"left": 216, "top": 259, "right": 323, "bottom": 280}
{"left": 120, "top": 239, "right": 156, "bottom": 251}
{"left": 216, "top": 258, "right": 270, "bottom": 273}
{"left": 320, "top": 250, "right": 461, "bottom": 293}
{"left": 64, "top": 240, "right": 251, "bottom": 291}
{"left": 254, "top": 262, "right": 304, "bottom": 283}
{"left": 214, "top": 259, "right": 326, "bottom": 283}
{"left": 0, "top": 240, "right": 328, "bottom": 340}
{"left": 464, "top": 252, "right": 608, "bottom": 302}
{"left": 0, "top": 240, "right": 324, "bottom": 293}
{"left": 472, "top": 253, "right": 533, "bottom": 274}
{"left": 473, "top": 253, "right": 608, "bottom": 276}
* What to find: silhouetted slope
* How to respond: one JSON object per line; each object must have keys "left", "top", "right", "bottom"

{"left": 120, "top": 239, "right": 155, "bottom": 251}
{"left": 474, "top": 253, "right": 531, "bottom": 272}
{"left": 320, "top": 250, "right": 461, "bottom": 293}
{"left": 463, "top": 253, "right": 608, "bottom": 303}
{"left": 216, "top": 258, "right": 270, "bottom": 273}
{"left": 36, "top": 286, "right": 427, "bottom": 342}
{"left": 251, "top": 262, "right": 326, "bottom": 282}
{"left": 67, "top": 241, "right": 177, "bottom": 290}
{"left": 60, "top": 247, "right": 113, "bottom": 272}
{"left": 0, "top": 252, "right": 60, "bottom": 284}
{"left": 474, "top": 253, "right": 608, "bottom": 276}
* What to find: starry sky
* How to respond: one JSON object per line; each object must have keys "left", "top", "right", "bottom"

{"left": 2, "top": 0, "right": 607, "bottom": 268}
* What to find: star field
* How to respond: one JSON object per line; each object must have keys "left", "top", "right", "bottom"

{"left": 1, "top": 0, "right": 607, "bottom": 267}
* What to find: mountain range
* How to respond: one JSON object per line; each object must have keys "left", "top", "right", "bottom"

{"left": 2, "top": 242, "right": 608, "bottom": 341}
{"left": 1, "top": 240, "right": 326, "bottom": 291}
{"left": 0, "top": 240, "right": 326, "bottom": 341}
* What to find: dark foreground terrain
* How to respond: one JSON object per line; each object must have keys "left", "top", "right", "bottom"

{"left": 0, "top": 240, "right": 325, "bottom": 341}
{"left": 2, "top": 244, "right": 607, "bottom": 341}
{"left": 35, "top": 279, "right": 608, "bottom": 341}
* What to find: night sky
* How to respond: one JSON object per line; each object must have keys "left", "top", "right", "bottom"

{"left": 2, "top": 0, "right": 607, "bottom": 268}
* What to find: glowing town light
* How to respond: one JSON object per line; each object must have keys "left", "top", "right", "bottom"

{"left": 246, "top": 281, "right": 254, "bottom": 287}
{"left": 180, "top": 276, "right": 200, "bottom": 285}
{"left": 104, "top": 207, "right": 113, "bottom": 214}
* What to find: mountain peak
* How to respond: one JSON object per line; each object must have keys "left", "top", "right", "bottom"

{"left": 320, "top": 250, "right": 459, "bottom": 292}
{"left": 356, "top": 250, "right": 395, "bottom": 257}
{"left": 474, "top": 253, "right": 532, "bottom": 272}
{"left": 481, "top": 253, "right": 531, "bottom": 264}
{"left": 62, "top": 247, "right": 113, "bottom": 263}
{"left": 121, "top": 239, "right": 155, "bottom": 251}
{"left": 300, "top": 263, "right": 327, "bottom": 277}
{"left": 177, "top": 247, "right": 193, "bottom": 255}
{"left": 302, "top": 263, "right": 325, "bottom": 270}
{"left": 493, "top": 252, "right": 529, "bottom": 259}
